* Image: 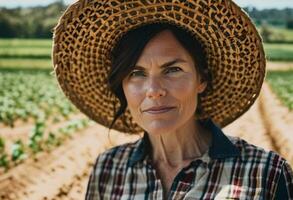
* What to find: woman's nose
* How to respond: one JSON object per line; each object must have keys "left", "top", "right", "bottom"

{"left": 145, "top": 77, "right": 166, "bottom": 99}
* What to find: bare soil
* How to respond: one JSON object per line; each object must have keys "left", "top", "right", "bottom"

{"left": 267, "top": 61, "right": 293, "bottom": 71}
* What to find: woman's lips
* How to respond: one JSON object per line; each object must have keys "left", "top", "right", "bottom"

{"left": 143, "top": 106, "right": 176, "bottom": 114}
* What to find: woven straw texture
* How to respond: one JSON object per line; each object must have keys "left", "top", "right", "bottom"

{"left": 52, "top": 0, "right": 266, "bottom": 134}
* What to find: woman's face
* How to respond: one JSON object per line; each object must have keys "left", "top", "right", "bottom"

{"left": 122, "top": 30, "right": 207, "bottom": 134}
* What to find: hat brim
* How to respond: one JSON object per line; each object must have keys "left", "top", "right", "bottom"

{"left": 53, "top": 0, "right": 266, "bottom": 134}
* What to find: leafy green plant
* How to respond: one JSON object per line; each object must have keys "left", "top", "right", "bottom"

{"left": 28, "top": 121, "right": 45, "bottom": 153}
{"left": 0, "top": 154, "right": 9, "bottom": 170}
{"left": 0, "top": 137, "right": 5, "bottom": 153}
{"left": 0, "top": 137, "right": 10, "bottom": 170}
{"left": 45, "top": 132, "right": 62, "bottom": 150}
{"left": 11, "top": 140, "right": 27, "bottom": 162}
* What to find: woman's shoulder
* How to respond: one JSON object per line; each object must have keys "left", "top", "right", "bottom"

{"left": 93, "top": 138, "right": 141, "bottom": 167}
{"left": 227, "top": 135, "right": 288, "bottom": 169}
{"left": 226, "top": 136, "right": 293, "bottom": 199}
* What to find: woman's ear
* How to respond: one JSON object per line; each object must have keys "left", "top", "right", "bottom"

{"left": 197, "top": 79, "right": 207, "bottom": 93}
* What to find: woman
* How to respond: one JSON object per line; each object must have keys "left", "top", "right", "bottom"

{"left": 52, "top": 0, "right": 293, "bottom": 199}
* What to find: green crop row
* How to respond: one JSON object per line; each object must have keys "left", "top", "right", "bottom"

{"left": 269, "top": 27, "right": 293, "bottom": 42}
{"left": 266, "top": 70, "right": 293, "bottom": 110}
{"left": 0, "top": 39, "right": 51, "bottom": 60}
{"left": 1, "top": 39, "right": 293, "bottom": 63}
{"left": 0, "top": 49, "right": 51, "bottom": 59}
{"left": 0, "top": 39, "right": 52, "bottom": 48}
{"left": 0, "top": 118, "right": 92, "bottom": 171}
{"left": 0, "top": 59, "right": 52, "bottom": 69}
{"left": 265, "top": 44, "right": 293, "bottom": 62}
{"left": 0, "top": 70, "right": 77, "bottom": 127}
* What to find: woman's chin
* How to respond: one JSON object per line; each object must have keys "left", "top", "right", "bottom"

{"left": 141, "top": 120, "right": 178, "bottom": 135}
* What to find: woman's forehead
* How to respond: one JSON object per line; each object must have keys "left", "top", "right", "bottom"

{"left": 136, "top": 30, "right": 192, "bottom": 63}
{"left": 143, "top": 30, "right": 182, "bottom": 51}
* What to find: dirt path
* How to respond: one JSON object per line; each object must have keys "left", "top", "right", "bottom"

{"left": 0, "top": 124, "right": 109, "bottom": 200}
{"left": 0, "top": 114, "right": 89, "bottom": 160}
{"left": 259, "top": 83, "right": 293, "bottom": 165}
{"left": 0, "top": 114, "right": 86, "bottom": 140}
{"left": 52, "top": 131, "right": 141, "bottom": 200}
{"left": 0, "top": 124, "right": 139, "bottom": 200}
{"left": 223, "top": 97, "right": 276, "bottom": 152}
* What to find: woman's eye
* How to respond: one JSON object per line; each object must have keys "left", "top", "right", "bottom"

{"left": 129, "top": 70, "right": 145, "bottom": 77}
{"left": 128, "top": 67, "right": 182, "bottom": 78}
{"left": 165, "top": 67, "right": 182, "bottom": 74}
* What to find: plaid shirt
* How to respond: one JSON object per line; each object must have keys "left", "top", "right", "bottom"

{"left": 86, "top": 119, "right": 293, "bottom": 199}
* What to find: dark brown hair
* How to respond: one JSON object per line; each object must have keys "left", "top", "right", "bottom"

{"left": 108, "top": 23, "right": 212, "bottom": 131}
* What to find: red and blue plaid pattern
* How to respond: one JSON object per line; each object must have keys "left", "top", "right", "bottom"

{"left": 85, "top": 120, "right": 293, "bottom": 199}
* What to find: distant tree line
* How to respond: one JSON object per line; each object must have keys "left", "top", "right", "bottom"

{"left": 0, "top": 1, "right": 292, "bottom": 38}
{"left": 246, "top": 7, "right": 293, "bottom": 28}
{"left": 0, "top": 1, "right": 65, "bottom": 38}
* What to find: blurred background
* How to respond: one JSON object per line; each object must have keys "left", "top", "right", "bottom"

{"left": 0, "top": 0, "right": 292, "bottom": 199}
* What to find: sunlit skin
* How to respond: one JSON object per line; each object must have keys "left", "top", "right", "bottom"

{"left": 122, "top": 30, "right": 212, "bottom": 196}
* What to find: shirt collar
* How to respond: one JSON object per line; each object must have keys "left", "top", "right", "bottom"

{"left": 128, "top": 119, "right": 240, "bottom": 167}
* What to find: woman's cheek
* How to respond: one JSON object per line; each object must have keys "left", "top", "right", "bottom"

{"left": 124, "top": 83, "right": 144, "bottom": 107}
{"left": 167, "top": 76, "right": 197, "bottom": 95}
{"left": 124, "top": 83, "right": 145, "bottom": 125}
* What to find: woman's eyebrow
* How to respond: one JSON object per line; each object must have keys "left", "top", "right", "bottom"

{"left": 134, "top": 58, "right": 187, "bottom": 70}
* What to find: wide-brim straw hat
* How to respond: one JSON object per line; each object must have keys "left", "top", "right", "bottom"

{"left": 52, "top": 0, "right": 266, "bottom": 134}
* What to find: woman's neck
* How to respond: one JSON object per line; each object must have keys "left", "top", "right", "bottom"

{"left": 147, "top": 119, "right": 212, "bottom": 168}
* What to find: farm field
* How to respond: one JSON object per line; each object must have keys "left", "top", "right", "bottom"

{"left": 0, "top": 39, "right": 292, "bottom": 199}
{"left": 269, "top": 27, "right": 293, "bottom": 42}
{"left": 266, "top": 70, "right": 293, "bottom": 110}
{"left": 256, "top": 26, "right": 293, "bottom": 43}
{"left": 1, "top": 38, "right": 293, "bottom": 65}
{"left": 265, "top": 43, "right": 293, "bottom": 61}
{"left": 0, "top": 39, "right": 52, "bottom": 70}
